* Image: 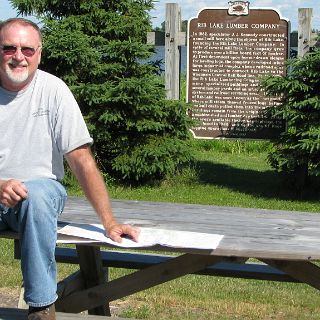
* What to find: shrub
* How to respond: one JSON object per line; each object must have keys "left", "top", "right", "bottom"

{"left": 260, "top": 50, "right": 320, "bottom": 189}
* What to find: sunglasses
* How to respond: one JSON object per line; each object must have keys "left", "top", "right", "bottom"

{"left": 0, "top": 45, "right": 41, "bottom": 57}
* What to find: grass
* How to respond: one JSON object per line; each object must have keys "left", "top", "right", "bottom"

{"left": 114, "top": 273, "right": 320, "bottom": 319}
{"left": 1, "top": 139, "right": 320, "bottom": 319}
{"left": 106, "top": 140, "right": 319, "bottom": 212}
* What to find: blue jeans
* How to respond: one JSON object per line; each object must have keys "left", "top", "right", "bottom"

{"left": 0, "top": 179, "right": 67, "bottom": 307}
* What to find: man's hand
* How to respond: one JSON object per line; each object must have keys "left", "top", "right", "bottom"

{"left": 0, "top": 179, "right": 28, "bottom": 208}
{"left": 106, "top": 223, "right": 140, "bottom": 243}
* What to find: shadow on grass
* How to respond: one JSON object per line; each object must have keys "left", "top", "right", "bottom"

{"left": 196, "top": 160, "right": 320, "bottom": 201}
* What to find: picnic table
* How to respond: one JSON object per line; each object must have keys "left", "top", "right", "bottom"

{"left": 1, "top": 196, "right": 320, "bottom": 317}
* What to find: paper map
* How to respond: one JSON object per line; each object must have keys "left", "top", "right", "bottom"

{"left": 57, "top": 223, "right": 224, "bottom": 250}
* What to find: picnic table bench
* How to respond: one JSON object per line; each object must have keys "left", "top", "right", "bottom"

{"left": 0, "top": 307, "right": 131, "bottom": 320}
{"left": 1, "top": 196, "right": 320, "bottom": 317}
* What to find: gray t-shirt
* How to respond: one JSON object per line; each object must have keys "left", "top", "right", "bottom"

{"left": 0, "top": 69, "right": 93, "bottom": 181}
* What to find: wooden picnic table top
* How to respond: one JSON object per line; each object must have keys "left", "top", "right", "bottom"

{"left": 60, "top": 196, "right": 320, "bottom": 261}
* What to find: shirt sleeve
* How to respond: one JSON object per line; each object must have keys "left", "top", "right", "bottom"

{"left": 53, "top": 81, "right": 93, "bottom": 155}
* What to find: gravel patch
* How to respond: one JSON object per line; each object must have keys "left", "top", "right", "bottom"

{"left": 0, "top": 287, "right": 20, "bottom": 308}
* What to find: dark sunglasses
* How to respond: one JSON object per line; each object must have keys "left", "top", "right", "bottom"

{"left": 0, "top": 45, "right": 41, "bottom": 57}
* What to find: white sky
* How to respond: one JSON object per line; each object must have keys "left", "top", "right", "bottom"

{"left": 1, "top": 0, "right": 319, "bottom": 31}
{"left": 150, "top": 0, "right": 320, "bottom": 31}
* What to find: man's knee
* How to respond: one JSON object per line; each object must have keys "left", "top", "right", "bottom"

{"left": 19, "top": 179, "right": 66, "bottom": 221}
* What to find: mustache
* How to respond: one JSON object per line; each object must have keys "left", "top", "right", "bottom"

{"left": 8, "top": 58, "right": 28, "bottom": 67}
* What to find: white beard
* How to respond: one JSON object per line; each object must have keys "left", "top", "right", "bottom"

{"left": 5, "top": 60, "right": 29, "bottom": 84}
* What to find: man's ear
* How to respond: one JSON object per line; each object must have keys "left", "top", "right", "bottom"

{"left": 38, "top": 48, "right": 42, "bottom": 64}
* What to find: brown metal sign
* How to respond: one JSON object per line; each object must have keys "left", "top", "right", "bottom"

{"left": 187, "top": 4, "right": 289, "bottom": 139}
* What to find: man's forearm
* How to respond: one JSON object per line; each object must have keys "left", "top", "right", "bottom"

{"left": 65, "top": 147, "right": 117, "bottom": 232}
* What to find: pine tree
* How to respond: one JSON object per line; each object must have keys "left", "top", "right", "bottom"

{"left": 10, "top": 0, "right": 194, "bottom": 183}
{"left": 260, "top": 50, "right": 320, "bottom": 189}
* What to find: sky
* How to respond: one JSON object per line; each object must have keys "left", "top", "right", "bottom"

{"left": 149, "top": 0, "right": 320, "bottom": 31}
{"left": 0, "top": 0, "right": 319, "bottom": 31}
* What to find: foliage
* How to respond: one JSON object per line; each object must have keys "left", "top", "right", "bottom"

{"left": 11, "top": 0, "right": 194, "bottom": 183}
{"left": 260, "top": 50, "right": 320, "bottom": 189}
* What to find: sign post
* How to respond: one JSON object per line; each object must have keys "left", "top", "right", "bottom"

{"left": 298, "top": 8, "right": 313, "bottom": 57}
{"left": 165, "top": 3, "right": 181, "bottom": 100}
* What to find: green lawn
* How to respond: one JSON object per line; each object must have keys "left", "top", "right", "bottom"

{"left": 1, "top": 140, "right": 319, "bottom": 319}
{"left": 108, "top": 140, "right": 319, "bottom": 212}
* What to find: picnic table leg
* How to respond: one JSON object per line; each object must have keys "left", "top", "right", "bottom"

{"left": 13, "top": 239, "right": 28, "bottom": 309}
{"left": 260, "top": 259, "right": 320, "bottom": 290}
{"left": 76, "top": 245, "right": 111, "bottom": 316}
{"left": 55, "top": 253, "right": 225, "bottom": 313}
{"left": 14, "top": 239, "right": 109, "bottom": 314}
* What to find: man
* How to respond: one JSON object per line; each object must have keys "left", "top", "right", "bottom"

{"left": 0, "top": 18, "right": 139, "bottom": 320}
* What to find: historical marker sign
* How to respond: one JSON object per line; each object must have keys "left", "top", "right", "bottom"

{"left": 187, "top": 2, "right": 289, "bottom": 139}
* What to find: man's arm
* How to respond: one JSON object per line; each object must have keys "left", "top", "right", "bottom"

{"left": 65, "top": 145, "right": 139, "bottom": 243}
{"left": 0, "top": 179, "right": 28, "bottom": 208}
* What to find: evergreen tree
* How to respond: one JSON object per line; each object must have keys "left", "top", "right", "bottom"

{"left": 10, "top": 0, "right": 194, "bottom": 183}
{"left": 260, "top": 50, "right": 320, "bottom": 190}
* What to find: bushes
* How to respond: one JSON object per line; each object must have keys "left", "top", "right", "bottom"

{"left": 260, "top": 50, "right": 320, "bottom": 189}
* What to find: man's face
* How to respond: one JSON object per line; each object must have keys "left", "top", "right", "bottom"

{"left": 0, "top": 23, "right": 42, "bottom": 92}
